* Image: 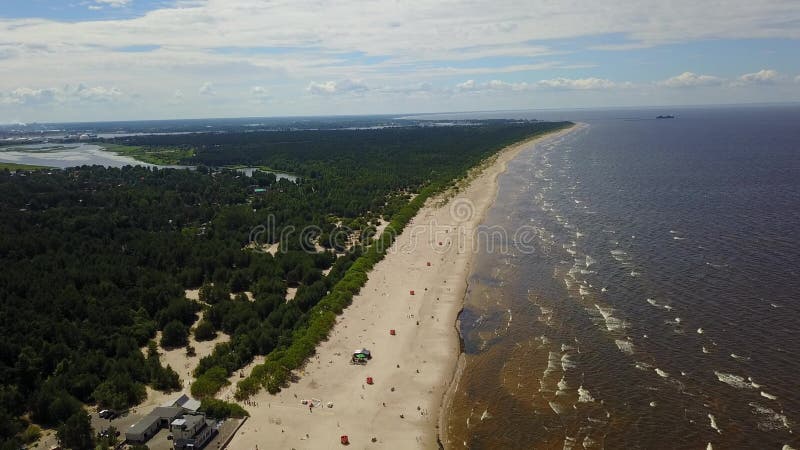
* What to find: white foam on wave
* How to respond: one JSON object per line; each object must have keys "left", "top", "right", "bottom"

{"left": 594, "top": 304, "right": 627, "bottom": 332}
{"left": 749, "top": 402, "right": 791, "bottom": 431}
{"left": 630, "top": 270, "right": 641, "bottom": 277}
{"left": 610, "top": 249, "right": 628, "bottom": 263}
{"left": 561, "top": 353, "right": 577, "bottom": 371}
{"left": 646, "top": 298, "right": 659, "bottom": 308}
{"left": 582, "top": 435, "right": 598, "bottom": 448}
{"left": 655, "top": 368, "right": 669, "bottom": 378}
{"left": 615, "top": 339, "right": 635, "bottom": 355}
{"left": 549, "top": 401, "right": 566, "bottom": 415}
{"left": 714, "top": 371, "right": 755, "bottom": 390}
{"left": 585, "top": 255, "right": 596, "bottom": 268}
{"left": 708, "top": 413, "right": 722, "bottom": 434}
{"left": 557, "top": 376, "right": 569, "bottom": 394}
{"left": 578, "top": 385, "right": 595, "bottom": 403}
{"left": 601, "top": 287, "right": 608, "bottom": 292}
{"left": 635, "top": 361, "right": 653, "bottom": 371}
{"left": 545, "top": 351, "right": 560, "bottom": 375}
{"left": 673, "top": 236, "right": 686, "bottom": 241}
{"left": 761, "top": 391, "right": 778, "bottom": 400}
{"left": 579, "top": 285, "right": 591, "bottom": 296}
{"left": 697, "top": 328, "right": 704, "bottom": 334}
{"left": 702, "top": 346, "right": 709, "bottom": 354}
{"left": 730, "top": 353, "right": 751, "bottom": 362}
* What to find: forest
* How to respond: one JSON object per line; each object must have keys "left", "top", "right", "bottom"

{"left": 0, "top": 120, "right": 570, "bottom": 449}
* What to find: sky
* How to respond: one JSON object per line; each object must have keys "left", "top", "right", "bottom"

{"left": 0, "top": 0, "right": 799, "bottom": 122}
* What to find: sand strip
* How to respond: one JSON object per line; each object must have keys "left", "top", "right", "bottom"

{"left": 227, "top": 125, "right": 577, "bottom": 449}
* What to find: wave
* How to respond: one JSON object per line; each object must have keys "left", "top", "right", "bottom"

{"left": 578, "top": 385, "right": 595, "bottom": 403}
{"left": 615, "top": 339, "right": 635, "bottom": 355}
{"left": 714, "top": 371, "right": 755, "bottom": 390}
{"left": 594, "top": 304, "right": 628, "bottom": 332}
{"left": 708, "top": 413, "right": 722, "bottom": 434}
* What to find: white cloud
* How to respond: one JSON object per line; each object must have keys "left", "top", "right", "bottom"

{"left": 0, "top": 85, "right": 126, "bottom": 105}
{"left": 0, "top": 87, "right": 58, "bottom": 105}
{"left": 93, "top": 0, "right": 132, "bottom": 8}
{"left": 537, "top": 77, "right": 617, "bottom": 90}
{"left": 249, "top": 86, "right": 271, "bottom": 102}
{"left": 660, "top": 72, "right": 725, "bottom": 88}
{"left": 0, "top": 0, "right": 798, "bottom": 119}
{"left": 455, "top": 79, "right": 530, "bottom": 92}
{"left": 198, "top": 82, "right": 215, "bottom": 96}
{"left": 737, "top": 69, "right": 782, "bottom": 84}
{"left": 73, "top": 84, "right": 125, "bottom": 102}
{"left": 307, "top": 79, "right": 368, "bottom": 95}
{"left": 795, "top": 75, "right": 800, "bottom": 83}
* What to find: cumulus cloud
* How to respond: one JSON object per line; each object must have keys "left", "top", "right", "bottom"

{"left": 73, "top": 84, "right": 125, "bottom": 102}
{"left": 660, "top": 72, "right": 725, "bottom": 87}
{"left": 93, "top": 0, "right": 132, "bottom": 7}
{"left": 250, "top": 86, "right": 271, "bottom": 102}
{"left": 0, "top": 0, "right": 798, "bottom": 119}
{"left": 0, "top": 87, "right": 58, "bottom": 105}
{"left": 737, "top": 69, "right": 782, "bottom": 84}
{"left": 198, "top": 82, "right": 215, "bottom": 96}
{"left": 0, "top": 85, "right": 126, "bottom": 105}
{"left": 536, "top": 77, "right": 617, "bottom": 90}
{"left": 307, "top": 79, "right": 368, "bottom": 95}
{"left": 455, "top": 79, "right": 530, "bottom": 92}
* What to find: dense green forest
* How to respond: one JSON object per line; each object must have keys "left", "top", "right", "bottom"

{"left": 0, "top": 121, "right": 570, "bottom": 449}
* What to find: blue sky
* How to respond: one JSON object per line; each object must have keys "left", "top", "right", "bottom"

{"left": 2, "top": 0, "right": 174, "bottom": 21}
{"left": 1, "top": 0, "right": 799, "bottom": 122}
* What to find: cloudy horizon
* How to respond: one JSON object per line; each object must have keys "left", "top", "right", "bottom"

{"left": 1, "top": 0, "right": 799, "bottom": 122}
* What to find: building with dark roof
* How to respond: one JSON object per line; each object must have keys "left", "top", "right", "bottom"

{"left": 124, "top": 406, "right": 183, "bottom": 444}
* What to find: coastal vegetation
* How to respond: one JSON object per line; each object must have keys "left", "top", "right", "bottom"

{"left": 0, "top": 162, "right": 51, "bottom": 170}
{"left": 100, "top": 143, "right": 195, "bottom": 165}
{"left": 0, "top": 121, "right": 570, "bottom": 448}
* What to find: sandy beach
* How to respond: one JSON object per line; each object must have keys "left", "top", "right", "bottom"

{"left": 227, "top": 126, "right": 576, "bottom": 450}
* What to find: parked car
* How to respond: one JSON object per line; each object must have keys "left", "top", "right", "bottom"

{"left": 98, "top": 409, "right": 118, "bottom": 420}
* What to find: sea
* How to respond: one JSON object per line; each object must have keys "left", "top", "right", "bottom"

{"left": 436, "top": 105, "right": 800, "bottom": 449}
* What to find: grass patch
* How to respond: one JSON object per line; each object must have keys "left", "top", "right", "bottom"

{"left": 101, "top": 143, "right": 195, "bottom": 165}
{"left": 0, "top": 162, "right": 52, "bottom": 170}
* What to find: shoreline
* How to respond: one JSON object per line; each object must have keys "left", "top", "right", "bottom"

{"left": 226, "top": 124, "right": 577, "bottom": 449}
{"left": 436, "top": 123, "right": 581, "bottom": 448}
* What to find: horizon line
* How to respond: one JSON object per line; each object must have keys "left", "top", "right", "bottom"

{"left": 3, "top": 100, "right": 799, "bottom": 127}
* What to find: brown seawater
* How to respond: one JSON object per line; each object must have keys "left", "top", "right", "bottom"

{"left": 444, "top": 107, "right": 800, "bottom": 449}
